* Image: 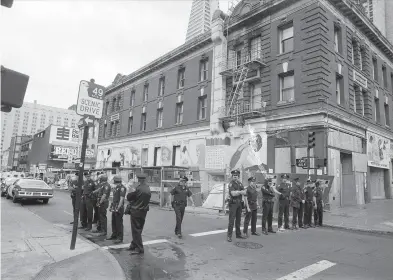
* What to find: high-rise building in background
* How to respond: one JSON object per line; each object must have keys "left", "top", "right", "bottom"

{"left": 0, "top": 100, "right": 80, "bottom": 152}
{"left": 185, "top": 0, "right": 219, "bottom": 42}
{"left": 358, "top": 0, "right": 393, "bottom": 44}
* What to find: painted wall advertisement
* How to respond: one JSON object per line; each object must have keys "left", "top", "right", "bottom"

{"left": 367, "top": 132, "right": 390, "bottom": 169}
{"left": 49, "top": 125, "right": 79, "bottom": 144}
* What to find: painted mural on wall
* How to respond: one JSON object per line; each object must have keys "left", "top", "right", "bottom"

{"left": 367, "top": 132, "right": 390, "bottom": 169}
{"left": 161, "top": 145, "right": 172, "bottom": 166}
{"left": 180, "top": 139, "right": 206, "bottom": 168}
{"left": 97, "top": 146, "right": 141, "bottom": 168}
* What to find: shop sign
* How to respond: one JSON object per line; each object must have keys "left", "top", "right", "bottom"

{"left": 367, "top": 132, "right": 390, "bottom": 169}
{"left": 52, "top": 146, "right": 95, "bottom": 159}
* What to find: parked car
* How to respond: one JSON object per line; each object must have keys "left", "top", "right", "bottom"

{"left": 2, "top": 177, "right": 19, "bottom": 198}
{"left": 8, "top": 179, "right": 54, "bottom": 204}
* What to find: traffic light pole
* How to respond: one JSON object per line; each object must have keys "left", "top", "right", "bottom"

{"left": 70, "top": 125, "right": 89, "bottom": 250}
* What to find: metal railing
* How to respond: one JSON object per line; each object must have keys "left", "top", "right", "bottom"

{"left": 220, "top": 49, "right": 264, "bottom": 74}
{"left": 225, "top": 100, "right": 266, "bottom": 117}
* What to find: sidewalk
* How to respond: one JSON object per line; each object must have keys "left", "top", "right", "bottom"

{"left": 0, "top": 199, "right": 125, "bottom": 280}
{"left": 157, "top": 200, "right": 393, "bottom": 235}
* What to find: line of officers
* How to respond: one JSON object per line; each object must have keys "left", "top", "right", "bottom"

{"left": 69, "top": 171, "right": 151, "bottom": 255}
{"left": 226, "top": 170, "right": 324, "bottom": 242}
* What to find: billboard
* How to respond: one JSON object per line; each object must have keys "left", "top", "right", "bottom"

{"left": 367, "top": 132, "right": 390, "bottom": 169}
{"left": 49, "top": 125, "right": 79, "bottom": 144}
{"left": 50, "top": 146, "right": 95, "bottom": 160}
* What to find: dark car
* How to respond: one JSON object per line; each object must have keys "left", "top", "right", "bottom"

{"left": 10, "top": 179, "right": 54, "bottom": 204}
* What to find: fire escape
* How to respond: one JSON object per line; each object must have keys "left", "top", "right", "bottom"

{"left": 219, "top": 45, "right": 267, "bottom": 126}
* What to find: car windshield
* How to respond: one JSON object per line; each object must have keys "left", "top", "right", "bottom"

{"left": 19, "top": 180, "right": 48, "bottom": 188}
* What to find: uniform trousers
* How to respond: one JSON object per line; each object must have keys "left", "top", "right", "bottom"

{"left": 303, "top": 200, "right": 314, "bottom": 226}
{"left": 314, "top": 202, "right": 323, "bottom": 226}
{"left": 243, "top": 208, "right": 257, "bottom": 234}
{"left": 111, "top": 207, "right": 124, "bottom": 240}
{"left": 98, "top": 200, "right": 109, "bottom": 233}
{"left": 129, "top": 210, "right": 148, "bottom": 252}
{"left": 278, "top": 199, "right": 290, "bottom": 229}
{"left": 92, "top": 198, "right": 99, "bottom": 224}
{"left": 292, "top": 202, "right": 303, "bottom": 227}
{"left": 80, "top": 196, "right": 94, "bottom": 228}
{"left": 227, "top": 202, "right": 242, "bottom": 238}
{"left": 174, "top": 203, "right": 186, "bottom": 234}
{"left": 262, "top": 200, "right": 274, "bottom": 231}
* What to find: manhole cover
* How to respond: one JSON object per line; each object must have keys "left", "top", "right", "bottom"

{"left": 235, "top": 242, "right": 263, "bottom": 249}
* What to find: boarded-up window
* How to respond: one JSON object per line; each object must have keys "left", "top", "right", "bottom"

{"left": 275, "top": 147, "right": 291, "bottom": 173}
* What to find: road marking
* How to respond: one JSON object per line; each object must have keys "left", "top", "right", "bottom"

{"left": 63, "top": 211, "right": 73, "bottom": 216}
{"left": 275, "top": 260, "right": 336, "bottom": 280}
{"left": 190, "top": 224, "right": 278, "bottom": 237}
{"left": 102, "top": 239, "right": 169, "bottom": 250}
{"left": 382, "top": 221, "right": 393, "bottom": 228}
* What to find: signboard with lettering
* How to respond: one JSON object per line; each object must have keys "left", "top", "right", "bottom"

{"left": 50, "top": 146, "right": 95, "bottom": 160}
{"left": 76, "top": 80, "right": 105, "bottom": 119}
{"left": 49, "top": 126, "right": 79, "bottom": 144}
{"left": 367, "top": 132, "right": 390, "bottom": 169}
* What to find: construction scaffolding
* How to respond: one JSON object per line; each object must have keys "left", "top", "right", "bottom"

{"left": 220, "top": 0, "right": 267, "bottom": 126}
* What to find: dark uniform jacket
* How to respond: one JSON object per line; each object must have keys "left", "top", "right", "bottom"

{"left": 261, "top": 185, "right": 275, "bottom": 201}
{"left": 277, "top": 183, "right": 290, "bottom": 201}
{"left": 112, "top": 184, "right": 126, "bottom": 209}
{"left": 100, "top": 182, "right": 111, "bottom": 202}
{"left": 127, "top": 183, "right": 151, "bottom": 212}
{"left": 290, "top": 184, "right": 304, "bottom": 208}
{"left": 171, "top": 185, "right": 192, "bottom": 206}
{"left": 305, "top": 185, "right": 314, "bottom": 201}
{"left": 228, "top": 180, "right": 244, "bottom": 204}
{"left": 83, "top": 179, "right": 96, "bottom": 196}
{"left": 314, "top": 186, "right": 323, "bottom": 204}
{"left": 245, "top": 186, "right": 258, "bottom": 211}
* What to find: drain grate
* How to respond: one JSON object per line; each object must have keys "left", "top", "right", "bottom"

{"left": 235, "top": 242, "right": 263, "bottom": 249}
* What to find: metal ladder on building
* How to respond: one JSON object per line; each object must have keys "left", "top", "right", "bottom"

{"left": 227, "top": 65, "right": 249, "bottom": 117}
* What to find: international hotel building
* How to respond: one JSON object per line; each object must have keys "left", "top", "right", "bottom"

{"left": 97, "top": 0, "right": 393, "bottom": 209}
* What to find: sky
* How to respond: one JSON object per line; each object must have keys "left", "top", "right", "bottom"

{"left": 1, "top": 0, "right": 208, "bottom": 109}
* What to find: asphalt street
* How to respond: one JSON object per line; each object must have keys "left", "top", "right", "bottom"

{"left": 9, "top": 190, "right": 393, "bottom": 280}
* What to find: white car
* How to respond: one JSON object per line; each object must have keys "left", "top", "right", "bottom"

{"left": 2, "top": 177, "right": 19, "bottom": 198}
{"left": 8, "top": 179, "right": 54, "bottom": 204}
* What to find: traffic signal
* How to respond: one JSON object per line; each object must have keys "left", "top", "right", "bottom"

{"left": 1, "top": 66, "right": 29, "bottom": 112}
{"left": 1, "top": 0, "right": 13, "bottom": 8}
{"left": 308, "top": 131, "right": 316, "bottom": 149}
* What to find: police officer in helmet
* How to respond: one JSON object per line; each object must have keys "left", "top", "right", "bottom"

{"left": 91, "top": 174, "right": 111, "bottom": 236}
{"left": 277, "top": 173, "right": 291, "bottom": 231}
{"left": 79, "top": 171, "right": 97, "bottom": 231}
{"left": 170, "top": 175, "right": 195, "bottom": 239}
{"left": 126, "top": 173, "right": 151, "bottom": 254}
{"left": 227, "top": 169, "right": 247, "bottom": 242}
{"left": 106, "top": 175, "right": 126, "bottom": 243}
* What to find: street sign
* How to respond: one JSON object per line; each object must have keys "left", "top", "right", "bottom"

{"left": 76, "top": 80, "right": 105, "bottom": 119}
{"left": 78, "top": 116, "right": 95, "bottom": 128}
{"left": 296, "top": 158, "right": 308, "bottom": 168}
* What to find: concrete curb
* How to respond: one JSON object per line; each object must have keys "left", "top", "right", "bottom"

{"left": 321, "top": 224, "right": 393, "bottom": 237}
{"left": 26, "top": 208, "right": 126, "bottom": 280}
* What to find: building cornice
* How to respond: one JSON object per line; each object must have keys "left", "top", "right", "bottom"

{"left": 105, "top": 32, "right": 212, "bottom": 95}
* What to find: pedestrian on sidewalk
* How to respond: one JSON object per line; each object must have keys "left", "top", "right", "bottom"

{"left": 313, "top": 181, "right": 324, "bottom": 227}
{"left": 227, "top": 170, "right": 247, "bottom": 242}
{"left": 79, "top": 172, "right": 97, "bottom": 231}
{"left": 243, "top": 176, "right": 260, "bottom": 237}
{"left": 92, "top": 174, "right": 111, "bottom": 236}
{"left": 277, "top": 174, "right": 291, "bottom": 231}
{"left": 126, "top": 173, "right": 151, "bottom": 255}
{"left": 290, "top": 177, "right": 304, "bottom": 230}
{"left": 303, "top": 179, "right": 315, "bottom": 228}
{"left": 106, "top": 175, "right": 126, "bottom": 244}
{"left": 170, "top": 175, "right": 195, "bottom": 239}
{"left": 261, "top": 178, "right": 277, "bottom": 235}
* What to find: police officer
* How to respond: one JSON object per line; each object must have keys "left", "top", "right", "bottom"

{"left": 277, "top": 174, "right": 291, "bottom": 231}
{"left": 79, "top": 172, "right": 97, "bottom": 231}
{"left": 303, "top": 179, "right": 315, "bottom": 228}
{"left": 92, "top": 172, "right": 102, "bottom": 225}
{"left": 314, "top": 181, "right": 324, "bottom": 227}
{"left": 227, "top": 170, "right": 247, "bottom": 242}
{"left": 106, "top": 175, "right": 126, "bottom": 244}
{"left": 243, "top": 176, "right": 260, "bottom": 237}
{"left": 91, "top": 174, "right": 111, "bottom": 235}
{"left": 69, "top": 173, "right": 78, "bottom": 224}
{"left": 126, "top": 173, "right": 151, "bottom": 255}
{"left": 261, "top": 178, "right": 277, "bottom": 235}
{"left": 290, "top": 177, "right": 304, "bottom": 230}
{"left": 170, "top": 175, "right": 195, "bottom": 238}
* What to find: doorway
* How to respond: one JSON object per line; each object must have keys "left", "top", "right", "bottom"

{"left": 369, "top": 167, "right": 385, "bottom": 199}
{"left": 341, "top": 153, "right": 356, "bottom": 206}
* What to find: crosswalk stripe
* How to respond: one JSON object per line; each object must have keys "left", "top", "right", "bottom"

{"left": 190, "top": 223, "right": 278, "bottom": 237}
{"left": 275, "top": 260, "right": 336, "bottom": 280}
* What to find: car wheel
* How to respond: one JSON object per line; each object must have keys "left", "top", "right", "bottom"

{"left": 12, "top": 195, "right": 18, "bottom": 203}
{"left": 6, "top": 193, "right": 11, "bottom": 199}
{"left": 42, "top": 199, "right": 49, "bottom": 204}
{"left": 1, "top": 192, "right": 5, "bottom": 197}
